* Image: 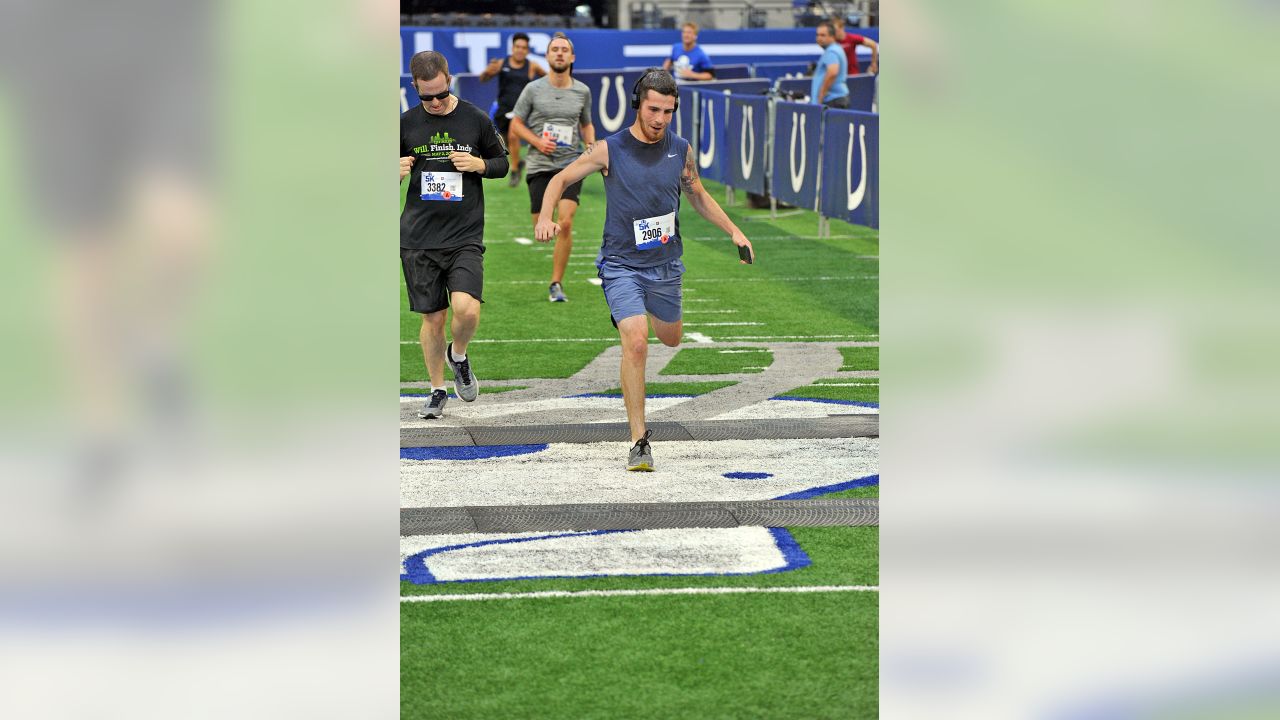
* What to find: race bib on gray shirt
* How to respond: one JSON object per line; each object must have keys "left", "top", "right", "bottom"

{"left": 512, "top": 77, "right": 593, "bottom": 176}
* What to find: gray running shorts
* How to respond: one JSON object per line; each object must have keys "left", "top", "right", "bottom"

{"left": 597, "top": 258, "right": 685, "bottom": 324}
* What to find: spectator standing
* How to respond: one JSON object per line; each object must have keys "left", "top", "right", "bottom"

{"left": 832, "top": 16, "right": 879, "bottom": 75}
{"left": 662, "top": 22, "right": 715, "bottom": 81}
{"left": 811, "top": 22, "right": 850, "bottom": 108}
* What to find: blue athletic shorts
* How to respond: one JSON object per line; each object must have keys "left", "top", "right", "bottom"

{"left": 597, "top": 258, "right": 685, "bottom": 324}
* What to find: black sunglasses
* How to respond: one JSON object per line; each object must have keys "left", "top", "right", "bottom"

{"left": 418, "top": 89, "right": 450, "bottom": 102}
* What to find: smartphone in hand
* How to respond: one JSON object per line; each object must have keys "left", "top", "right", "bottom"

{"left": 738, "top": 245, "right": 753, "bottom": 264}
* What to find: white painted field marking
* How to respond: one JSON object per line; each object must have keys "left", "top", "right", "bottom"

{"left": 587, "top": 277, "right": 603, "bottom": 286}
{"left": 689, "top": 276, "right": 878, "bottom": 283}
{"left": 401, "top": 585, "right": 879, "bottom": 603}
{"left": 683, "top": 309, "right": 739, "bottom": 314}
{"left": 684, "top": 235, "right": 862, "bottom": 241}
{"left": 400, "top": 338, "right": 615, "bottom": 345}
{"left": 513, "top": 237, "right": 533, "bottom": 246}
{"left": 715, "top": 335, "right": 878, "bottom": 341}
{"left": 684, "top": 332, "right": 714, "bottom": 343}
{"left": 683, "top": 322, "right": 762, "bottom": 327}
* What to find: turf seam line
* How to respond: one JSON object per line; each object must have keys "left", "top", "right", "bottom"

{"left": 400, "top": 585, "right": 879, "bottom": 602}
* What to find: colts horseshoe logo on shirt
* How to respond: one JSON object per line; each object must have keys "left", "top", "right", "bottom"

{"left": 633, "top": 211, "right": 676, "bottom": 251}
{"left": 421, "top": 171, "right": 464, "bottom": 201}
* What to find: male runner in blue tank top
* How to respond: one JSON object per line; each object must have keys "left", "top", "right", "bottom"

{"left": 534, "top": 69, "right": 755, "bottom": 471}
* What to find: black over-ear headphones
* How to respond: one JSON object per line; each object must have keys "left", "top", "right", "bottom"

{"left": 631, "top": 69, "right": 679, "bottom": 111}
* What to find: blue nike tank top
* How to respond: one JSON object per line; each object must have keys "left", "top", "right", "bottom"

{"left": 597, "top": 128, "right": 689, "bottom": 268}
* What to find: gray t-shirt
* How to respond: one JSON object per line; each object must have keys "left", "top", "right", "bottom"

{"left": 512, "top": 77, "right": 593, "bottom": 176}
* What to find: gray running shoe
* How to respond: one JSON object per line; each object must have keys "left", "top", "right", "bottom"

{"left": 417, "top": 389, "right": 448, "bottom": 419}
{"left": 508, "top": 160, "right": 524, "bottom": 188}
{"left": 626, "top": 429, "right": 654, "bottom": 472}
{"left": 548, "top": 282, "right": 568, "bottom": 303}
{"left": 446, "top": 342, "right": 479, "bottom": 402}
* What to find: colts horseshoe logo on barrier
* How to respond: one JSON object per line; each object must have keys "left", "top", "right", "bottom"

{"left": 847, "top": 122, "right": 868, "bottom": 211}
{"left": 698, "top": 98, "right": 715, "bottom": 169}
{"left": 789, "top": 112, "right": 807, "bottom": 194}
{"left": 598, "top": 75, "right": 626, "bottom": 132}
{"left": 740, "top": 105, "right": 755, "bottom": 179}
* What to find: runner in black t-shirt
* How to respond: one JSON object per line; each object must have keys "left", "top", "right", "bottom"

{"left": 400, "top": 51, "right": 509, "bottom": 420}
{"left": 480, "top": 33, "right": 546, "bottom": 187}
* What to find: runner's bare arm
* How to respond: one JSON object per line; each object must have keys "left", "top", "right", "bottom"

{"left": 534, "top": 141, "right": 610, "bottom": 241}
{"left": 681, "top": 145, "right": 754, "bottom": 263}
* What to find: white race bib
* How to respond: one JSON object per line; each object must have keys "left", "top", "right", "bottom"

{"left": 632, "top": 211, "right": 676, "bottom": 251}
{"left": 420, "top": 171, "right": 463, "bottom": 202}
{"left": 541, "top": 122, "right": 574, "bottom": 148}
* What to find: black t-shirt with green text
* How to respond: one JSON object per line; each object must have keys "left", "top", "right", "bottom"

{"left": 400, "top": 99, "right": 507, "bottom": 250}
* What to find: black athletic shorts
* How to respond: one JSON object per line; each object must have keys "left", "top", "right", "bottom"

{"left": 527, "top": 171, "right": 583, "bottom": 214}
{"left": 400, "top": 244, "right": 485, "bottom": 314}
{"left": 494, "top": 110, "right": 513, "bottom": 136}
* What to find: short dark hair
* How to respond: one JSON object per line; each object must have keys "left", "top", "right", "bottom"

{"left": 511, "top": 32, "right": 530, "bottom": 47}
{"left": 635, "top": 67, "right": 678, "bottom": 106}
{"left": 410, "top": 51, "right": 448, "bottom": 82}
{"left": 817, "top": 21, "right": 836, "bottom": 36}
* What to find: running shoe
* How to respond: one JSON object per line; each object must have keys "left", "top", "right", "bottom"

{"left": 417, "top": 389, "right": 448, "bottom": 419}
{"left": 446, "top": 342, "right": 479, "bottom": 402}
{"left": 548, "top": 281, "right": 568, "bottom": 303}
{"left": 626, "top": 429, "right": 654, "bottom": 471}
{"left": 508, "top": 160, "right": 524, "bottom": 188}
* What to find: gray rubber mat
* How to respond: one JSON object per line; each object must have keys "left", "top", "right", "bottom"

{"left": 401, "top": 498, "right": 878, "bottom": 535}
{"left": 401, "top": 416, "right": 877, "bottom": 448}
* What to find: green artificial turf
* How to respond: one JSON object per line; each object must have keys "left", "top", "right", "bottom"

{"left": 400, "top": 385, "right": 526, "bottom": 395}
{"left": 659, "top": 347, "right": 773, "bottom": 376}
{"left": 401, "top": 174, "right": 878, "bottom": 381}
{"left": 837, "top": 346, "right": 879, "bottom": 371}
{"left": 777, "top": 378, "right": 879, "bottom": 405}
{"left": 401, "top": 590, "right": 877, "bottom": 720}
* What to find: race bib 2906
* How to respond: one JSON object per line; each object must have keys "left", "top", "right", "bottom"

{"left": 632, "top": 211, "right": 676, "bottom": 251}
{"left": 420, "top": 171, "right": 463, "bottom": 202}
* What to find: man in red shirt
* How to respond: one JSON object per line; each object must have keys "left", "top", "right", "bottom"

{"left": 832, "top": 16, "right": 879, "bottom": 75}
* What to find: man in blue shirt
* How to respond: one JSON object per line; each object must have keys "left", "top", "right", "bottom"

{"left": 662, "top": 22, "right": 715, "bottom": 81}
{"left": 810, "top": 21, "right": 850, "bottom": 108}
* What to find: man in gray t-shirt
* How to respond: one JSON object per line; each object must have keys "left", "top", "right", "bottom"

{"left": 510, "top": 32, "right": 595, "bottom": 303}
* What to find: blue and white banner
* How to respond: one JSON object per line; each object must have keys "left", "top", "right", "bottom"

{"left": 820, "top": 111, "right": 878, "bottom": 229}
{"left": 575, "top": 69, "right": 648, "bottom": 136}
{"left": 847, "top": 75, "right": 877, "bottom": 113}
{"left": 683, "top": 79, "right": 770, "bottom": 97}
{"left": 675, "top": 86, "right": 698, "bottom": 145}
{"left": 399, "top": 28, "right": 876, "bottom": 76}
{"left": 770, "top": 101, "right": 823, "bottom": 211}
{"left": 696, "top": 90, "right": 730, "bottom": 184}
{"left": 451, "top": 73, "right": 497, "bottom": 118}
{"left": 727, "top": 96, "right": 768, "bottom": 194}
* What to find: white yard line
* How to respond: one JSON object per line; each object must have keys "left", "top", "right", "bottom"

{"left": 683, "top": 322, "right": 763, "bottom": 327}
{"left": 401, "top": 585, "right": 879, "bottom": 603}
{"left": 684, "top": 332, "right": 714, "bottom": 343}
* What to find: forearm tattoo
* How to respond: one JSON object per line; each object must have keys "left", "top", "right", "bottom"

{"left": 681, "top": 147, "right": 698, "bottom": 194}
